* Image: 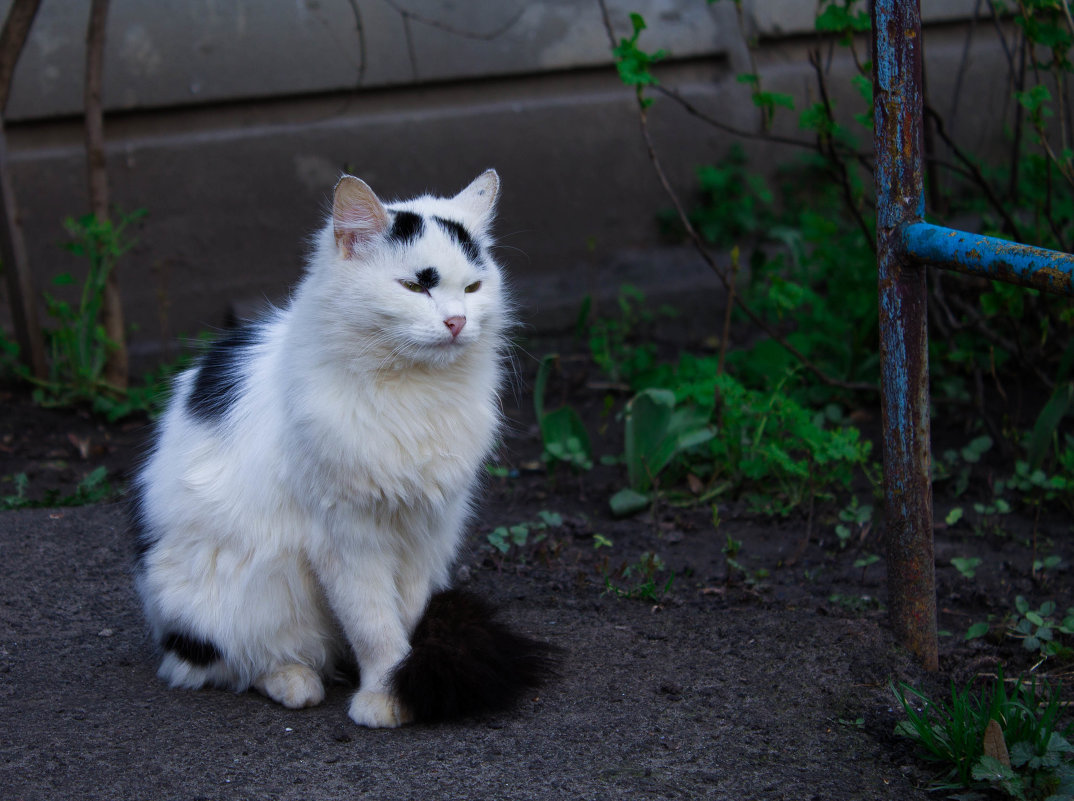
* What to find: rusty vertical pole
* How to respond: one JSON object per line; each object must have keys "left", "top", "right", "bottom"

{"left": 872, "top": 0, "right": 938, "bottom": 669}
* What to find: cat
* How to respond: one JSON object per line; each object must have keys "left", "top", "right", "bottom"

{"left": 131, "top": 170, "right": 556, "bottom": 728}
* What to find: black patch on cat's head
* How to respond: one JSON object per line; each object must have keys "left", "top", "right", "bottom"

{"left": 433, "top": 217, "right": 481, "bottom": 264}
{"left": 388, "top": 211, "right": 424, "bottom": 245}
{"left": 186, "top": 325, "right": 261, "bottom": 423}
{"left": 415, "top": 267, "right": 440, "bottom": 290}
{"left": 162, "top": 631, "right": 222, "bottom": 667}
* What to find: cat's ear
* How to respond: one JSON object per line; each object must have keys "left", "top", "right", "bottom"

{"left": 452, "top": 169, "right": 500, "bottom": 225}
{"left": 333, "top": 175, "right": 390, "bottom": 258}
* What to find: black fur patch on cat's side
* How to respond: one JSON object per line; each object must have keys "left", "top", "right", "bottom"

{"left": 186, "top": 326, "right": 260, "bottom": 423}
{"left": 128, "top": 480, "right": 155, "bottom": 562}
{"left": 433, "top": 217, "right": 481, "bottom": 263}
{"left": 415, "top": 267, "right": 440, "bottom": 290}
{"left": 389, "top": 211, "right": 424, "bottom": 245}
{"left": 162, "top": 631, "right": 222, "bottom": 667}
{"left": 390, "top": 589, "right": 561, "bottom": 723}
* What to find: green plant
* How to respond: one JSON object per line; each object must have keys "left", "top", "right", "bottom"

{"left": 893, "top": 671, "right": 1074, "bottom": 799}
{"left": 586, "top": 284, "right": 667, "bottom": 386}
{"left": 1009, "top": 596, "right": 1074, "bottom": 659}
{"left": 951, "top": 556, "right": 983, "bottom": 580}
{"left": 715, "top": 505, "right": 770, "bottom": 585}
{"left": 487, "top": 510, "right": 564, "bottom": 556}
{"left": 603, "top": 551, "right": 675, "bottom": 601}
{"left": 610, "top": 12, "right": 665, "bottom": 108}
{"left": 827, "top": 593, "right": 883, "bottom": 614}
{"left": 834, "top": 494, "right": 873, "bottom": 549}
{"left": 706, "top": 372, "right": 873, "bottom": 516}
{"left": 1, "top": 465, "right": 114, "bottom": 510}
{"left": 31, "top": 209, "right": 145, "bottom": 411}
{"left": 933, "top": 435, "right": 993, "bottom": 498}
{"left": 1033, "top": 555, "right": 1065, "bottom": 577}
{"left": 608, "top": 387, "right": 713, "bottom": 516}
{"left": 610, "top": 1, "right": 1074, "bottom": 523}
{"left": 1, "top": 473, "right": 31, "bottom": 510}
{"left": 1008, "top": 453, "right": 1074, "bottom": 517}
{"left": 534, "top": 355, "right": 592, "bottom": 472}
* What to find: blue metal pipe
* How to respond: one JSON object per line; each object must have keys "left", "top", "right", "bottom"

{"left": 902, "top": 222, "right": 1074, "bottom": 295}
{"left": 873, "top": 0, "right": 939, "bottom": 670}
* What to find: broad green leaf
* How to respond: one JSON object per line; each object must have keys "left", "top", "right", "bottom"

{"left": 609, "top": 488, "right": 651, "bottom": 517}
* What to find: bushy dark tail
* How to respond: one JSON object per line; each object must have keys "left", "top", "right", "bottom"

{"left": 390, "top": 589, "right": 561, "bottom": 723}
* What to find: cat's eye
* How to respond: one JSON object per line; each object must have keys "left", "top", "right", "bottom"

{"left": 465, "top": 281, "right": 482, "bottom": 294}
{"left": 399, "top": 280, "right": 426, "bottom": 293}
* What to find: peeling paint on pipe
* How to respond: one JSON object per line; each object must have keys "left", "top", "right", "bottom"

{"left": 902, "top": 222, "right": 1074, "bottom": 296}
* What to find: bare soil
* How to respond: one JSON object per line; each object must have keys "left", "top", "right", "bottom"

{"left": 1, "top": 338, "right": 1072, "bottom": 800}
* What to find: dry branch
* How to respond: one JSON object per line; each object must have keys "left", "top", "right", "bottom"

{"left": 84, "top": 0, "right": 128, "bottom": 390}
{"left": 0, "top": 0, "right": 46, "bottom": 379}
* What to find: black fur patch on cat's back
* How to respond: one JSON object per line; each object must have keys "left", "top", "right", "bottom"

{"left": 162, "top": 631, "right": 222, "bottom": 667}
{"left": 433, "top": 217, "right": 481, "bottom": 264}
{"left": 128, "top": 479, "right": 154, "bottom": 562}
{"left": 390, "top": 589, "right": 561, "bottom": 723}
{"left": 186, "top": 326, "right": 260, "bottom": 423}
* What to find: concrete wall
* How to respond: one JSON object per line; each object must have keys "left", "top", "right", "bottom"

{"left": 0, "top": 0, "right": 1014, "bottom": 366}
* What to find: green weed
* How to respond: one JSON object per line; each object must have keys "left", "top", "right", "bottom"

{"left": 487, "top": 510, "right": 564, "bottom": 556}
{"left": 534, "top": 355, "right": 592, "bottom": 472}
{"left": 31, "top": 210, "right": 145, "bottom": 412}
{"left": 1, "top": 465, "right": 114, "bottom": 510}
{"left": 603, "top": 551, "right": 675, "bottom": 601}
{"left": 893, "top": 671, "right": 1074, "bottom": 799}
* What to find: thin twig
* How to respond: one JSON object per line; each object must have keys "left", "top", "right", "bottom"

{"left": 0, "top": 0, "right": 41, "bottom": 113}
{"left": 949, "top": 0, "right": 984, "bottom": 122}
{"left": 717, "top": 247, "right": 739, "bottom": 375}
{"left": 925, "top": 105, "right": 1024, "bottom": 239}
{"left": 807, "top": 49, "right": 875, "bottom": 254}
{"left": 341, "top": 0, "right": 367, "bottom": 86}
{"left": 948, "top": 292, "right": 1054, "bottom": 389}
{"left": 85, "top": 0, "right": 128, "bottom": 390}
{"left": 379, "top": 0, "right": 524, "bottom": 41}
{"left": 653, "top": 84, "right": 862, "bottom": 154}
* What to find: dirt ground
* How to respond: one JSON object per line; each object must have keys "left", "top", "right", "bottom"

{"left": 1, "top": 338, "right": 1072, "bottom": 800}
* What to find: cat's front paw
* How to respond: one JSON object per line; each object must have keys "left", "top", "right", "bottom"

{"left": 254, "top": 664, "right": 325, "bottom": 709}
{"left": 348, "top": 690, "right": 413, "bottom": 728}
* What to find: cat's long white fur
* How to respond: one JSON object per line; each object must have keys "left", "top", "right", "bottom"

{"left": 133, "top": 171, "right": 508, "bottom": 727}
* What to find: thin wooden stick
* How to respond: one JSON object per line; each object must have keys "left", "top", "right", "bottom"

{"left": 0, "top": 0, "right": 46, "bottom": 379}
{"left": 85, "top": 0, "right": 128, "bottom": 390}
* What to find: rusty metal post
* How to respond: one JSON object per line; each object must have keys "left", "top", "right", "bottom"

{"left": 873, "top": 0, "right": 938, "bottom": 669}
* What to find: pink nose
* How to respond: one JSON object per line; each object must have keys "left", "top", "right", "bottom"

{"left": 444, "top": 315, "right": 466, "bottom": 338}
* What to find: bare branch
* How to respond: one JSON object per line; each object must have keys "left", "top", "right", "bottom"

{"left": 0, "top": 0, "right": 41, "bottom": 114}
{"left": 925, "top": 105, "right": 1025, "bottom": 240}
{"left": 379, "top": 0, "right": 523, "bottom": 41}
{"left": 806, "top": 49, "right": 875, "bottom": 254}
{"left": 85, "top": 0, "right": 128, "bottom": 390}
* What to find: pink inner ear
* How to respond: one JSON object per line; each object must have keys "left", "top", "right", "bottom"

{"left": 333, "top": 178, "right": 389, "bottom": 256}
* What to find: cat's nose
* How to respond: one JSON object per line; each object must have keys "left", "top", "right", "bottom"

{"left": 444, "top": 315, "right": 466, "bottom": 338}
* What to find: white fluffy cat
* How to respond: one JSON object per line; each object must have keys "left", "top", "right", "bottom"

{"left": 132, "top": 170, "right": 555, "bottom": 728}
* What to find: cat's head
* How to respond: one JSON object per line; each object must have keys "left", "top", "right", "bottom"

{"left": 313, "top": 170, "right": 509, "bottom": 369}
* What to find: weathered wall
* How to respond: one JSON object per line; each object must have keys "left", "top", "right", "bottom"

{"left": 0, "top": 0, "right": 1012, "bottom": 366}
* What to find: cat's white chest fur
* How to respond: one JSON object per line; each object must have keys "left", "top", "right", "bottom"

{"left": 279, "top": 341, "right": 499, "bottom": 514}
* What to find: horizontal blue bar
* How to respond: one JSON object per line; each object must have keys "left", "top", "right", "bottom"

{"left": 901, "top": 221, "right": 1074, "bottom": 296}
